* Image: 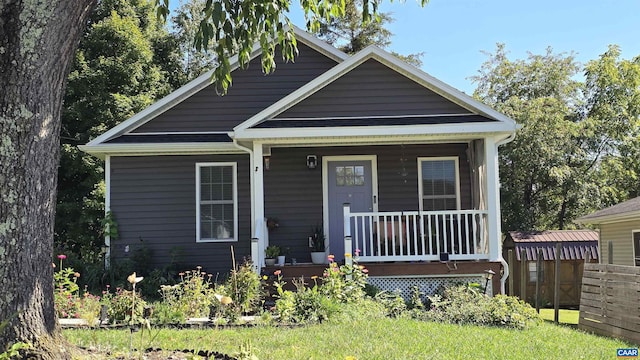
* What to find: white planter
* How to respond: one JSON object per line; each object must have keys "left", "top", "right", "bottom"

{"left": 277, "top": 255, "right": 286, "bottom": 266}
{"left": 310, "top": 251, "right": 326, "bottom": 264}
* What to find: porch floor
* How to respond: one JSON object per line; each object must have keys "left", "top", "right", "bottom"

{"left": 262, "top": 260, "right": 502, "bottom": 295}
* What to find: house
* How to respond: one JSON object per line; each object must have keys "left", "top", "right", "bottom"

{"left": 502, "top": 230, "right": 599, "bottom": 307}
{"left": 576, "top": 196, "right": 640, "bottom": 266}
{"left": 80, "top": 27, "right": 518, "bottom": 297}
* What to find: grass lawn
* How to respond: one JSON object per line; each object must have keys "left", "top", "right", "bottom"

{"left": 65, "top": 316, "right": 631, "bottom": 359}
{"left": 538, "top": 309, "right": 580, "bottom": 325}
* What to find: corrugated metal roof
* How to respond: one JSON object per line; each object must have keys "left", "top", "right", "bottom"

{"left": 513, "top": 243, "right": 599, "bottom": 261}
{"left": 508, "top": 230, "right": 598, "bottom": 242}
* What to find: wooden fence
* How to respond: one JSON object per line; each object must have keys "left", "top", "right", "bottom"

{"left": 579, "top": 263, "right": 640, "bottom": 345}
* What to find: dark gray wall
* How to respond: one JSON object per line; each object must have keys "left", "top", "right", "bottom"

{"left": 132, "top": 44, "right": 339, "bottom": 133}
{"left": 109, "top": 154, "right": 250, "bottom": 277}
{"left": 264, "top": 144, "right": 472, "bottom": 262}
{"left": 275, "top": 59, "right": 472, "bottom": 119}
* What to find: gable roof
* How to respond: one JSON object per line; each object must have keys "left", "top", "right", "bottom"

{"left": 576, "top": 196, "right": 640, "bottom": 224}
{"left": 80, "top": 26, "right": 348, "bottom": 154}
{"left": 232, "top": 45, "right": 518, "bottom": 140}
{"left": 504, "top": 230, "right": 599, "bottom": 261}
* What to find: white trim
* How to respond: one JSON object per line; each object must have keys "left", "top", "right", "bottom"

{"left": 417, "top": 157, "right": 461, "bottom": 212}
{"left": 121, "top": 131, "right": 230, "bottom": 136}
{"left": 195, "top": 162, "right": 238, "bottom": 242}
{"left": 85, "top": 27, "right": 346, "bottom": 148}
{"left": 575, "top": 211, "right": 640, "bottom": 225}
{"left": 233, "top": 122, "right": 516, "bottom": 140}
{"left": 252, "top": 142, "right": 265, "bottom": 266}
{"left": 234, "top": 46, "right": 518, "bottom": 133}
{"left": 104, "top": 155, "right": 111, "bottom": 269}
{"left": 633, "top": 230, "right": 640, "bottom": 267}
{"left": 79, "top": 143, "right": 244, "bottom": 159}
{"left": 485, "top": 136, "right": 501, "bottom": 261}
{"left": 322, "top": 155, "right": 379, "bottom": 256}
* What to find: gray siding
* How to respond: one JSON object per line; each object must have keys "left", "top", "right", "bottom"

{"left": 275, "top": 59, "right": 472, "bottom": 119}
{"left": 109, "top": 154, "right": 251, "bottom": 276}
{"left": 132, "top": 44, "right": 338, "bottom": 133}
{"left": 599, "top": 219, "right": 640, "bottom": 266}
{"left": 264, "top": 144, "right": 472, "bottom": 262}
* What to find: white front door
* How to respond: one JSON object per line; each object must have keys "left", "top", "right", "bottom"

{"left": 324, "top": 156, "right": 378, "bottom": 261}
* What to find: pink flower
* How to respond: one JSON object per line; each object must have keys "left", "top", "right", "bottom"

{"left": 274, "top": 270, "right": 281, "bottom": 276}
{"left": 362, "top": 269, "right": 369, "bottom": 273}
{"left": 355, "top": 249, "right": 361, "bottom": 255}
{"left": 57, "top": 254, "right": 66, "bottom": 260}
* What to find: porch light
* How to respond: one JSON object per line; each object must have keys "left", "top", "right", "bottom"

{"left": 307, "top": 155, "right": 317, "bottom": 169}
{"left": 483, "top": 269, "right": 496, "bottom": 295}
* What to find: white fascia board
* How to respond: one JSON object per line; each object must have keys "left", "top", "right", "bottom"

{"left": 233, "top": 121, "right": 515, "bottom": 140}
{"left": 79, "top": 143, "right": 245, "bottom": 159}
{"left": 87, "top": 27, "right": 344, "bottom": 146}
{"left": 291, "top": 25, "right": 348, "bottom": 62}
{"left": 235, "top": 45, "right": 519, "bottom": 133}
{"left": 575, "top": 211, "right": 640, "bottom": 225}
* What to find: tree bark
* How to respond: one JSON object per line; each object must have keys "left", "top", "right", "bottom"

{"left": 0, "top": 0, "right": 95, "bottom": 357}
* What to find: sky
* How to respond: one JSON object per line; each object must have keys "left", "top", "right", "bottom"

{"left": 171, "top": 0, "right": 640, "bottom": 94}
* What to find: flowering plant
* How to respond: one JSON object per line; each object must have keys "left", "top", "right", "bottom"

{"left": 309, "top": 224, "right": 326, "bottom": 252}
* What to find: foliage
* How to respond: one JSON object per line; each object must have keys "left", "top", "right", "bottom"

{"left": 171, "top": 0, "right": 217, "bottom": 80}
{"left": 420, "top": 284, "right": 539, "bottom": 329}
{"left": 472, "top": 44, "right": 640, "bottom": 230}
{"left": 103, "top": 287, "right": 147, "bottom": 324}
{"left": 53, "top": 257, "right": 103, "bottom": 322}
{"left": 311, "top": 0, "right": 423, "bottom": 66}
{"left": 56, "top": 0, "right": 183, "bottom": 265}
{"left": 0, "top": 316, "right": 31, "bottom": 359}
{"left": 225, "top": 260, "right": 263, "bottom": 315}
{"left": 159, "top": 267, "right": 215, "bottom": 319}
{"left": 309, "top": 224, "right": 326, "bottom": 252}
{"left": 373, "top": 290, "right": 407, "bottom": 318}
{"left": 264, "top": 245, "right": 281, "bottom": 258}
{"left": 319, "top": 254, "right": 368, "bottom": 303}
{"left": 274, "top": 277, "right": 339, "bottom": 324}
{"left": 155, "top": 0, "right": 429, "bottom": 93}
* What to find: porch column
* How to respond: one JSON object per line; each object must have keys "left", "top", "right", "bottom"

{"left": 252, "top": 142, "right": 265, "bottom": 270}
{"left": 484, "top": 136, "right": 501, "bottom": 261}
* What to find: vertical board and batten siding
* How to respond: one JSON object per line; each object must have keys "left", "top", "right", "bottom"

{"left": 110, "top": 155, "right": 250, "bottom": 276}
{"left": 131, "top": 44, "right": 339, "bottom": 133}
{"left": 275, "top": 59, "right": 473, "bottom": 119}
{"left": 264, "top": 144, "right": 471, "bottom": 262}
{"left": 579, "top": 263, "right": 640, "bottom": 345}
{"left": 599, "top": 219, "right": 640, "bottom": 266}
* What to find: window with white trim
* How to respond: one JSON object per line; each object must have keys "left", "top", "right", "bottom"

{"left": 418, "top": 157, "right": 460, "bottom": 211}
{"left": 196, "top": 163, "right": 237, "bottom": 242}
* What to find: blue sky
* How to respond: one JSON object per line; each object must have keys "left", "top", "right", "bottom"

{"left": 171, "top": 0, "right": 640, "bottom": 94}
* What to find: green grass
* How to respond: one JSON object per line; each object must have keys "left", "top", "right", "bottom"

{"left": 538, "top": 309, "right": 580, "bottom": 325}
{"left": 65, "top": 316, "right": 630, "bottom": 359}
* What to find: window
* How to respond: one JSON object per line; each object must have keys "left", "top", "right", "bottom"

{"left": 418, "top": 157, "right": 460, "bottom": 211}
{"left": 634, "top": 231, "right": 640, "bottom": 266}
{"left": 336, "top": 165, "right": 365, "bottom": 186}
{"left": 196, "top": 163, "right": 237, "bottom": 242}
{"left": 528, "top": 261, "right": 543, "bottom": 283}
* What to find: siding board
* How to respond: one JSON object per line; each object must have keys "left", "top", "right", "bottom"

{"left": 275, "top": 59, "right": 472, "bottom": 119}
{"left": 110, "top": 155, "right": 251, "bottom": 276}
{"left": 599, "top": 219, "right": 640, "bottom": 266}
{"left": 130, "top": 44, "right": 338, "bottom": 133}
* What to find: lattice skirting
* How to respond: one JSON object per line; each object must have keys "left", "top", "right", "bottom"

{"left": 367, "top": 275, "right": 491, "bottom": 300}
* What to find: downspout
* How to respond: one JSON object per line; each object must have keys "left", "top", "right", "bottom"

{"left": 495, "top": 131, "right": 516, "bottom": 294}
{"left": 232, "top": 139, "right": 260, "bottom": 272}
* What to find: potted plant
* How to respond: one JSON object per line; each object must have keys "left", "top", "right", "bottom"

{"left": 265, "top": 245, "right": 280, "bottom": 266}
{"left": 309, "top": 225, "right": 326, "bottom": 264}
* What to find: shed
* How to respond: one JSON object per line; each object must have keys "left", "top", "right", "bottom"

{"left": 503, "top": 230, "right": 599, "bottom": 308}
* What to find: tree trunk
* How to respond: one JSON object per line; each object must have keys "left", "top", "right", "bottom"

{"left": 0, "top": 1, "right": 95, "bottom": 357}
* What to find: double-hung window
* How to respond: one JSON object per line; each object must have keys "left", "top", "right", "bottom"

{"left": 196, "top": 163, "right": 237, "bottom": 242}
{"left": 418, "top": 157, "right": 460, "bottom": 211}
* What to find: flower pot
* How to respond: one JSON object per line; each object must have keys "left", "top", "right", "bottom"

{"left": 277, "top": 255, "right": 286, "bottom": 266}
{"left": 310, "top": 251, "right": 326, "bottom": 264}
{"left": 265, "top": 258, "right": 276, "bottom": 266}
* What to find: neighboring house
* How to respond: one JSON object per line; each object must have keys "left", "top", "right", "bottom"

{"left": 80, "top": 27, "right": 518, "bottom": 296}
{"left": 503, "top": 230, "right": 599, "bottom": 307}
{"left": 576, "top": 196, "right": 640, "bottom": 266}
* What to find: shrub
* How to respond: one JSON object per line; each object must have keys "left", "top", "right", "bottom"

{"left": 274, "top": 278, "right": 339, "bottom": 324}
{"left": 159, "top": 267, "right": 215, "bottom": 319}
{"left": 374, "top": 290, "right": 407, "bottom": 318}
{"left": 103, "top": 287, "right": 147, "bottom": 324}
{"left": 420, "top": 284, "right": 539, "bottom": 329}
{"left": 226, "top": 260, "right": 263, "bottom": 315}
{"left": 320, "top": 254, "right": 368, "bottom": 303}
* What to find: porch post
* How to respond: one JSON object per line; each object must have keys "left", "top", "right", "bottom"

{"left": 252, "top": 142, "right": 265, "bottom": 271}
{"left": 484, "top": 136, "right": 501, "bottom": 261}
{"left": 343, "top": 204, "right": 353, "bottom": 275}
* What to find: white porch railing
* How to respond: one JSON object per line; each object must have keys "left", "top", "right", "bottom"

{"left": 343, "top": 205, "right": 489, "bottom": 262}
